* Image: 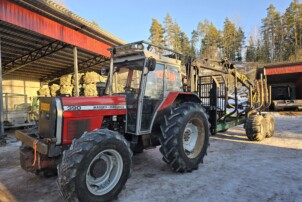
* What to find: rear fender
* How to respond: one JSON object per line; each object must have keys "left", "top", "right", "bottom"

{"left": 158, "top": 92, "right": 201, "bottom": 111}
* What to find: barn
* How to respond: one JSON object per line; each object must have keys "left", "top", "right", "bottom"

{"left": 259, "top": 62, "right": 302, "bottom": 111}
{"left": 0, "top": 0, "right": 125, "bottom": 135}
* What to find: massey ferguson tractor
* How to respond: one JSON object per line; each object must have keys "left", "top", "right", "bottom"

{"left": 15, "top": 41, "right": 274, "bottom": 202}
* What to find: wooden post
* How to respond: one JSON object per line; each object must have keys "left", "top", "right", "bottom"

{"left": 73, "top": 46, "right": 79, "bottom": 97}
{"left": 0, "top": 38, "right": 4, "bottom": 136}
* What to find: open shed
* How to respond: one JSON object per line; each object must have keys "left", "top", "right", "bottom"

{"left": 0, "top": 0, "right": 126, "bottom": 134}
{"left": 258, "top": 62, "right": 302, "bottom": 110}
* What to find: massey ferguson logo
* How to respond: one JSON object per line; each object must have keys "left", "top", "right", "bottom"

{"left": 63, "top": 105, "right": 126, "bottom": 111}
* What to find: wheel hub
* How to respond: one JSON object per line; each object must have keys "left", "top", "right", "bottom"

{"left": 86, "top": 149, "right": 123, "bottom": 196}
{"left": 182, "top": 119, "right": 205, "bottom": 159}
{"left": 183, "top": 123, "right": 199, "bottom": 153}
{"left": 90, "top": 158, "right": 108, "bottom": 179}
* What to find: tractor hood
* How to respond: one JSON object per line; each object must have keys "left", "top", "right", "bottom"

{"left": 61, "top": 96, "right": 126, "bottom": 112}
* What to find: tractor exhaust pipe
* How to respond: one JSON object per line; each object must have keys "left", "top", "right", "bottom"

{"left": 109, "top": 51, "right": 114, "bottom": 96}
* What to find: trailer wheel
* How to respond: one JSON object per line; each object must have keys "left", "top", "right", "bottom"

{"left": 159, "top": 102, "right": 210, "bottom": 172}
{"left": 245, "top": 115, "right": 266, "bottom": 141}
{"left": 57, "top": 129, "right": 132, "bottom": 202}
{"left": 263, "top": 114, "right": 275, "bottom": 138}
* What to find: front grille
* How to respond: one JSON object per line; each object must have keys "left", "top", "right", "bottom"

{"left": 67, "top": 119, "right": 90, "bottom": 140}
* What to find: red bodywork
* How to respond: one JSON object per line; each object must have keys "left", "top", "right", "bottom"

{"left": 61, "top": 96, "right": 126, "bottom": 144}
{"left": 158, "top": 92, "right": 194, "bottom": 111}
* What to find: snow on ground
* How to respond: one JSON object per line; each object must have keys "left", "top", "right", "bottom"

{"left": 0, "top": 114, "right": 302, "bottom": 202}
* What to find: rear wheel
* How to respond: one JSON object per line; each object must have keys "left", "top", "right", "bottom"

{"left": 159, "top": 102, "right": 210, "bottom": 172}
{"left": 245, "top": 115, "right": 266, "bottom": 141}
{"left": 57, "top": 129, "right": 132, "bottom": 202}
{"left": 263, "top": 113, "right": 275, "bottom": 138}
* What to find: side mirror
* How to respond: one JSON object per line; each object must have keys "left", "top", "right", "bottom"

{"left": 147, "top": 58, "right": 156, "bottom": 71}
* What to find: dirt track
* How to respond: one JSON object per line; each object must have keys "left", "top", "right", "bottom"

{"left": 0, "top": 114, "right": 302, "bottom": 202}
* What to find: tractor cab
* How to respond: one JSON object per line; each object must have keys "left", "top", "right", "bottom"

{"left": 106, "top": 41, "right": 183, "bottom": 135}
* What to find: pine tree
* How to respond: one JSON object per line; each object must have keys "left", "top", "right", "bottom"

{"left": 190, "top": 30, "right": 199, "bottom": 58}
{"left": 198, "top": 20, "right": 221, "bottom": 59}
{"left": 163, "top": 13, "right": 175, "bottom": 49}
{"left": 149, "top": 18, "right": 165, "bottom": 48}
{"left": 283, "top": 1, "right": 302, "bottom": 61}
{"left": 246, "top": 36, "right": 256, "bottom": 62}
{"left": 222, "top": 18, "right": 238, "bottom": 61}
{"left": 179, "top": 31, "right": 191, "bottom": 63}
{"left": 235, "top": 27, "right": 245, "bottom": 61}
{"left": 261, "top": 4, "right": 283, "bottom": 62}
{"left": 163, "top": 13, "right": 182, "bottom": 52}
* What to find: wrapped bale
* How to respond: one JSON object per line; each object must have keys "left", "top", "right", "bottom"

{"left": 60, "top": 85, "right": 73, "bottom": 96}
{"left": 84, "top": 71, "right": 101, "bottom": 84}
{"left": 38, "top": 85, "right": 50, "bottom": 96}
{"left": 73, "top": 84, "right": 84, "bottom": 96}
{"left": 84, "top": 83, "right": 98, "bottom": 96}
{"left": 72, "top": 73, "right": 84, "bottom": 85}
{"left": 60, "top": 75, "right": 72, "bottom": 86}
{"left": 50, "top": 84, "right": 60, "bottom": 97}
{"left": 99, "top": 75, "right": 107, "bottom": 83}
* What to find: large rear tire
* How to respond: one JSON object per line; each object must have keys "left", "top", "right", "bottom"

{"left": 245, "top": 115, "right": 266, "bottom": 141}
{"left": 57, "top": 129, "right": 132, "bottom": 202}
{"left": 263, "top": 113, "right": 275, "bottom": 138}
{"left": 159, "top": 102, "right": 210, "bottom": 172}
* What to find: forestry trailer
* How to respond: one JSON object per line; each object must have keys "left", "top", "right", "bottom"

{"left": 15, "top": 41, "right": 274, "bottom": 202}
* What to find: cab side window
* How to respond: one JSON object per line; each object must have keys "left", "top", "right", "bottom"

{"left": 145, "top": 64, "right": 164, "bottom": 99}
{"left": 166, "top": 65, "right": 182, "bottom": 91}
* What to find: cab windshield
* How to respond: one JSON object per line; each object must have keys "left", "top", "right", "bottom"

{"left": 110, "top": 59, "right": 144, "bottom": 94}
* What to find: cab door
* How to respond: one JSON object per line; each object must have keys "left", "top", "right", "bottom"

{"left": 139, "top": 63, "right": 165, "bottom": 133}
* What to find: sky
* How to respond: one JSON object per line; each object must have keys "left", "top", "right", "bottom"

{"left": 63, "top": 0, "right": 293, "bottom": 44}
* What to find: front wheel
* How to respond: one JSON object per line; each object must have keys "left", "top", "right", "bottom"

{"left": 57, "top": 129, "right": 132, "bottom": 202}
{"left": 159, "top": 102, "right": 210, "bottom": 172}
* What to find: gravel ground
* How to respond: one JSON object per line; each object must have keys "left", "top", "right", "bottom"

{"left": 0, "top": 114, "right": 302, "bottom": 202}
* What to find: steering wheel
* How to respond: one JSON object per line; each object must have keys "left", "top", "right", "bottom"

{"left": 124, "top": 86, "right": 136, "bottom": 93}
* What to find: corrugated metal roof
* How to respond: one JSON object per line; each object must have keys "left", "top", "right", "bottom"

{"left": 0, "top": 0, "right": 122, "bottom": 82}
{"left": 11, "top": 0, "right": 127, "bottom": 46}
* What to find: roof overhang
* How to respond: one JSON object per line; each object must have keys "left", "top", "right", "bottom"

{"left": 264, "top": 65, "right": 302, "bottom": 76}
{"left": 0, "top": 0, "right": 126, "bottom": 82}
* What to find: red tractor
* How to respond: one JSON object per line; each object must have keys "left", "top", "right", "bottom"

{"left": 16, "top": 41, "right": 210, "bottom": 201}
